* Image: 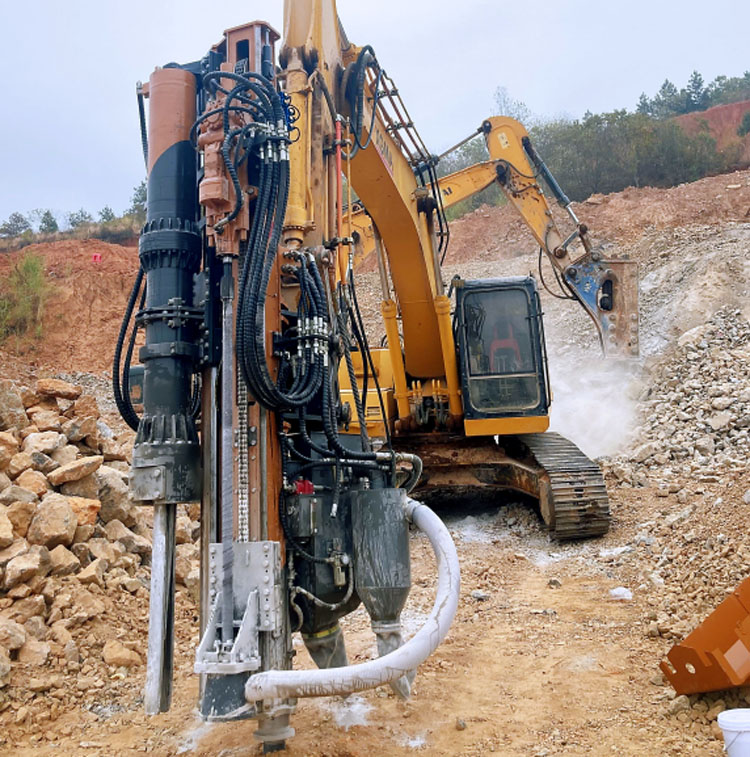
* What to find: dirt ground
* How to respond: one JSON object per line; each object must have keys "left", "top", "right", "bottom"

{"left": 1, "top": 170, "right": 750, "bottom": 755}
{"left": 2, "top": 483, "right": 738, "bottom": 756}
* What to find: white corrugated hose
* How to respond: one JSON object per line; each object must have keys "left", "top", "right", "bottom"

{"left": 244, "top": 496, "right": 460, "bottom": 702}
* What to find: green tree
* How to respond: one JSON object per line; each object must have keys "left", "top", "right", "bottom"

{"left": 685, "top": 70, "right": 708, "bottom": 112}
{"left": 738, "top": 111, "right": 750, "bottom": 138}
{"left": 67, "top": 209, "right": 93, "bottom": 228}
{"left": 528, "top": 109, "right": 724, "bottom": 201}
{"left": 126, "top": 180, "right": 147, "bottom": 222}
{"left": 98, "top": 206, "right": 116, "bottom": 223}
{"left": 0, "top": 212, "right": 31, "bottom": 238}
{"left": 39, "top": 210, "right": 59, "bottom": 234}
{"left": 707, "top": 71, "right": 750, "bottom": 107}
{"left": 636, "top": 93, "right": 653, "bottom": 116}
{"left": 652, "top": 79, "right": 682, "bottom": 118}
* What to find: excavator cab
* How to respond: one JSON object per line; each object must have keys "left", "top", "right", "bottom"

{"left": 454, "top": 276, "right": 550, "bottom": 432}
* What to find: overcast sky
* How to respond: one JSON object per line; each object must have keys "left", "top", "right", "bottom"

{"left": 0, "top": 0, "right": 747, "bottom": 222}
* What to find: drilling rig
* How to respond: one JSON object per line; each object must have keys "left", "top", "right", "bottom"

{"left": 114, "top": 0, "right": 637, "bottom": 750}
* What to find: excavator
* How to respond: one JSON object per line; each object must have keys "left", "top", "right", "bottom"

{"left": 113, "top": 0, "right": 638, "bottom": 750}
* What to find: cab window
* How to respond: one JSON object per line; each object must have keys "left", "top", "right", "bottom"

{"left": 462, "top": 288, "right": 540, "bottom": 412}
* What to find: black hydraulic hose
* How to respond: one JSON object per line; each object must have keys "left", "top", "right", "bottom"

{"left": 202, "top": 71, "right": 275, "bottom": 116}
{"left": 299, "top": 410, "right": 336, "bottom": 458}
{"left": 122, "top": 281, "right": 147, "bottom": 423}
{"left": 338, "top": 300, "right": 369, "bottom": 453}
{"left": 352, "top": 66, "right": 383, "bottom": 152}
{"left": 314, "top": 71, "right": 337, "bottom": 121}
{"left": 113, "top": 267, "right": 144, "bottom": 431}
{"left": 216, "top": 127, "right": 245, "bottom": 230}
{"left": 348, "top": 268, "right": 392, "bottom": 449}
{"left": 292, "top": 459, "right": 384, "bottom": 477}
{"left": 189, "top": 105, "right": 265, "bottom": 148}
{"left": 137, "top": 89, "right": 148, "bottom": 169}
{"left": 425, "top": 159, "right": 450, "bottom": 265}
{"left": 321, "top": 362, "right": 376, "bottom": 460}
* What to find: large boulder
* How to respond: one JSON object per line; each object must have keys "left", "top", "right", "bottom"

{"left": 27, "top": 493, "right": 78, "bottom": 549}
{"left": 35, "top": 379, "right": 82, "bottom": 401}
{"left": 0, "top": 539, "right": 29, "bottom": 568}
{"left": 66, "top": 496, "right": 100, "bottom": 526}
{"left": 17, "top": 638, "right": 50, "bottom": 666}
{"left": 46, "top": 455, "right": 103, "bottom": 487}
{"left": 97, "top": 466, "right": 136, "bottom": 526}
{"left": 103, "top": 519, "right": 151, "bottom": 555}
{"left": 61, "top": 417, "right": 97, "bottom": 443}
{"left": 29, "top": 451, "right": 58, "bottom": 475}
{"left": 30, "top": 410, "right": 62, "bottom": 433}
{"left": 3, "top": 594, "right": 46, "bottom": 624}
{"left": 60, "top": 473, "right": 99, "bottom": 499}
{"left": 77, "top": 558, "right": 106, "bottom": 588}
{"left": 50, "top": 445, "right": 78, "bottom": 466}
{"left": 0, "top": 381, "right": 29, "bottom": 431}
{"left": 22, "top": 432, "right": 66, "bottom": 456}
{"left": 0, "top": 617, "right": 26, "bottom": 651}
{"left": 0, "top": 485, "right": 38, "bottom": 507}
{"left": 0, "top": 507, "right": 13, "bottom": 548}
{"left": 73, "top": 395, "right": 100, "bottom": 420}
{"left": 0, "top": 432, "right": 19, "bottom": 456}
{"left": 7, "top": 452, "right": 33, "bottom": 479}
{"left": 102, "top": 639, "right": 141, "bottom": 668}
{"left": 15, "top": 470, "right": 49, "bottom": 499}
{"left": 6, "top": 501, "right": 35, "bottom": 538}
{"left": 3, "top": 547, "right": 51, "bottom": 590}
{"left": 48, "top": 545, "right": 81, "bottom": 576}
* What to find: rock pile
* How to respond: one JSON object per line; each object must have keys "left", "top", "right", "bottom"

{"left": 0, "top": 376, "right": 200, "bottom": 698}
{"left": 611, "top": 307, "right": 750, "bottom": 487}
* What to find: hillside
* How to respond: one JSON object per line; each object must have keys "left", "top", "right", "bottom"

{"left": 675, "top": 99, "right": 750, "bottom": 166}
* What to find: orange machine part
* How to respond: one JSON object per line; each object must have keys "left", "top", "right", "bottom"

{"left": 146, "top": 67, "right": 196, "bottom": 173}
{"left": 661, "top": 576, "right": 750, "bottom": 694}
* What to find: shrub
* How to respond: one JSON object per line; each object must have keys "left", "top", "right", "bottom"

{"left": 0, "top": 253, "right": 51, "bottom": 342}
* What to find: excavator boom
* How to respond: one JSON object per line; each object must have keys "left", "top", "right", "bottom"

{"left": 350, "top": 116, "right": 640, "bottom": 359}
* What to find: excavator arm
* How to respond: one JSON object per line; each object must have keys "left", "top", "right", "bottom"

{"left": 350, "top": 116, "right": 639, "bottom": 358}
{"left": 482, "top": 117, "right": 639, "bottom": 358}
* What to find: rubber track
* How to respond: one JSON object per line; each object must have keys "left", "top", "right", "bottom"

{"left": 519, "top": 432, "right": 610, "bottom": 540}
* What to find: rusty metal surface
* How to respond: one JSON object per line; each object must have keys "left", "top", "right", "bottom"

{"left": 406, "top": 432, "right": 609, "bottom": 540}
{"left": 661, "top": 576, "right": 750, "bottom": 695}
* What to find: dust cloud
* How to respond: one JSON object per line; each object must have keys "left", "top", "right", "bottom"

{"left": 547, "top": 351, "right": 642, "bottom": 459}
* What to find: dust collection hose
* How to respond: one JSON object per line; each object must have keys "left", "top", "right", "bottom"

{"left": 244, "top": 497, "right": 460, "bottom": 702}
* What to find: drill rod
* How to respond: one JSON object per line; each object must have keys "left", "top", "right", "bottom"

{"left": 144, "top": 502, "right": 176, "bottom": 714}
{"left": 220, "top": 258, "right": 235, "bottom": 645}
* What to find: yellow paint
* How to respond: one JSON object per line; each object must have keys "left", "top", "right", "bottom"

{"left": 433, "top": 295, "right": 463, "bottom": 418}
{"left": 463, "top": 415, "right": 550, "bottom": 437}
{"left": 381, "top": 300, "right": 410, "bottom": 421}
{"left": 482, "top": 116, "right": 563, "bottom": 256}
